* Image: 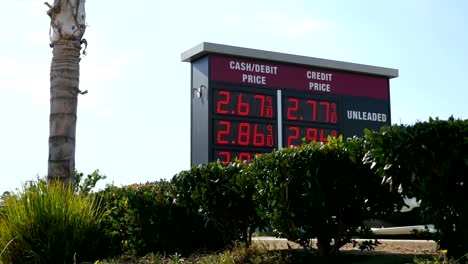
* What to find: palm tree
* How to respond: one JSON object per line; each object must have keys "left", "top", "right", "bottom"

{"left": 45, "top": 0, "right": 87, "bottom": 187}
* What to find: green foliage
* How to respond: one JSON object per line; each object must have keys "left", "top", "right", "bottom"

{"left": 351, "top": 238, "right": 381, "bottom": 251}
{"left": 74, "top": 169, "right": 107, "bottom": 195}
{"left": 0, "top": 179, "right": 106, "bottom": 263}
{"left": 99, "top": 181, "right": 224, "bottom": 257}
{"left": 364, "top": 117, "right": 468, "bottom": 259}
{"left": 247, "top": 137, "right": 398, "bottom": 256}
{"left": 171, "top": 161, "right": 264, "bottom": 246}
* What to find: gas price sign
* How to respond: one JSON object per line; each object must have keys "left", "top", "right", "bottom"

{"left": 183, "top": 43, "right": 398, "bottom": 165}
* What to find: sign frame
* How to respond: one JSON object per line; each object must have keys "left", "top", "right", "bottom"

{"left": 182, "top": 43, "right": 398, "bottom": 166}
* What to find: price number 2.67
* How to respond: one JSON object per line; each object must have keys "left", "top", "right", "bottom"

{"left": 215, "top": 90, "right": 274, "bottom": 118}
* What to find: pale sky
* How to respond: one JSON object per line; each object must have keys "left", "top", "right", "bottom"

{"left": 0, "top": 0, "right": 467, "bottom": 193}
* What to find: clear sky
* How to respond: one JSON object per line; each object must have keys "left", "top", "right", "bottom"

{"left": 1, "top": 0, "right": 467, "bottom": 193}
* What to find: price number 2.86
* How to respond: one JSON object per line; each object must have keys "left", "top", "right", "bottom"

{"left": 214, "top": 120, "right": 275, "bottom": 148}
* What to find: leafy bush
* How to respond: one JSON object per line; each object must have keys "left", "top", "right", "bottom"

{"left": 74, "top": 169, "right": 107, "bottom": 195}
{"left": 0, "top": 180, "right": 106, "bottom": 263}
{"left": 364, "top": 117, "right": 468, "bottom": 259}
{"left": 246, "top": 137, "right": 398, "bottom": 256}
{"left": 99, "top": 180, "right": 224, "bottom": 256}
{"left": 171, "top": 161, "right": 264, "bottom": 246}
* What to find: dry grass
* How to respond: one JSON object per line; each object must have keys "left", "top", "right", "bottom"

{"left": 96, "top": 239, "right": 444, "bottom": 264}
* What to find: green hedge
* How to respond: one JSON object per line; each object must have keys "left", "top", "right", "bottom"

{"left": 171, "top": 161, "right": 264, "bottom": 246}
{"left": 98, "top": 181, "right": 225, "bottom": 257}
{"left": 364, "top": 117, "right": 468, "bottom": 259}
{"left": 88, "top": 117, "right": 468, "bottom": 259}
{"left": 245, "top": 137, "right": 398, "bottom": 256}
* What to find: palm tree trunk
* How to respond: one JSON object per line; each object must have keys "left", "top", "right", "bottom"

{"left": 46, "top": 0, "right": 86, "bottom": 187}
{"left": 48, "top": 40, "right": 81, "bottom": 185}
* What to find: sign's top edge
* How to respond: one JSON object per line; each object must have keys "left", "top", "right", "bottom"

{"left": 181, "top": 42, "right": 399, "bottom": 78}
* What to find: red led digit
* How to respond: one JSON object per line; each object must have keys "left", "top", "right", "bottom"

{"left": 217, "top": 121, "right": 230, "bottom": 144}
{"left": 238, "top": 122, "right": 251, "bottom": 146}
{"left": 287, "top": 126, "right": 299, "bottom": 146}
{"left": 306, "top": 128, "right": 318, "bottom": 142}
{"left": 331, "top": 103, "right": 338, "bottom": 124}
{"left": 267, "top": 97, "right": 273, "bottom": 118}
{"left": 238, "top": 152, "right": 252, "bottom": 162}
{"left": 320, "top": 101, "right": 330, "bottom": 123}
{"left": 216, "top": 91, "right": 230, "bottom": 114}
{"left": 266, "top": 106, "right": 273, "bottom": 118}
{"left": 320, "top": 129, "right": 328, "bottom": 142}
{"left": 237, "top": 93, "right": 250, "bottom": 116}
{"left": 254, "top": 94, "right": 265, "bottom": 117}
{"left": 306, "top": 99, "right": 317, "bottom": 121}
{"left": 287, "top": 98, "right": 299, "bottom": 120}
{"left": 267, "top": 135, "right": 274, "bottom": 147}
{"left": 332, "top": 130, "right": 338, "bottom": 138}
{"left": 253, "top": 124, "right": 265, "bottom": 147}
{"left": 218, "top": 151, "right": 231, "bottom": 163}
{"left": 266, "top": 96, "right": 273, "bottom": 118}
{"left": 267, "top": 125, "right": 274, "bottom": 147}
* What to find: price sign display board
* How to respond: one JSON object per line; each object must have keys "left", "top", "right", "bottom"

{"left": 182, "top": 43, "right": 398, "bottom": 165}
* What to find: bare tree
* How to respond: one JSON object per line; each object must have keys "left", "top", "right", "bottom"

{"left": 45, "top": 0, "right": 87, "bottom": 187}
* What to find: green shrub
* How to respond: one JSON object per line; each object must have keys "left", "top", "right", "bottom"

{"left": 0, "top": 180, "right": 106, "bottom": 263}
{"left": 247, "top": 137, "right": 398, "bottom": 256}
{"left": 171, "top": 161, "right": 265, "bottom": 246}
{"left": 74, "top": 169, "right": 107, "bottom": 195}
{"left": 99, "top": 180, "right": 224, "bottom": 257}
{"left": 364, "top": 117, "right": 468, "bottom": 259}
